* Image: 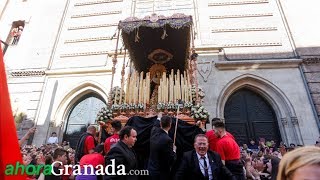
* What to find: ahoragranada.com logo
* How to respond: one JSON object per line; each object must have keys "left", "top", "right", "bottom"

{"left": 5, "top": 160, "right": 149, "bottom": 176}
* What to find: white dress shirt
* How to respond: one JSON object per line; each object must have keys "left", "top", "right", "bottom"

{"left": 47, "top": 136, "right": 58, "bottom": 144}
{"left": 196, "top": 152, "right": 213, "bottom": 180}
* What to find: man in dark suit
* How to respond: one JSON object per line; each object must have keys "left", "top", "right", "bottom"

{"left": 175, "top": 134, "right": 235, "bottom": 180}
{"left": 148, "top": 115, "right": 176, "bottom": 180}
{"left": 105, "top": 126, "right": 138, "bottom": 180}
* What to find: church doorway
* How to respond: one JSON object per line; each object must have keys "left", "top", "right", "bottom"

{"left": 224, "top": 88, "right": 281, "bottom": 146}
{"left": 63, "top": 93, "right": 106, "bottom": 148}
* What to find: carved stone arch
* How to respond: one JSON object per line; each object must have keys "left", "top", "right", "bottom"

{"left": 216, "top": 74, "right": 299, "bottom": 145}
{"left": 54, "top": 81, "right": 108, "bottom": 135}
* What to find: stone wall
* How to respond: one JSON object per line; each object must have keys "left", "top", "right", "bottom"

{"left": 302, "top": 58, "right": 320, "bottom": 122}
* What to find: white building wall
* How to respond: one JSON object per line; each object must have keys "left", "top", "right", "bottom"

{"left": 279, "top": 0, "right": 320, "bottom": 56}
{"left": 1, "top": 0, "right": 319, "bottom": 145}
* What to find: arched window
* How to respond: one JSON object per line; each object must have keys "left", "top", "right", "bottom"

{"left": 63, "top": 93, "right": 106, "bottom": 148}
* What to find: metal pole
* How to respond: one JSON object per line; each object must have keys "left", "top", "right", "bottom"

{"left": 109, "top": 28, "right": 121, "bottom": 107}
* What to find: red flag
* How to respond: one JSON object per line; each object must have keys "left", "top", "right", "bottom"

{"left": 0, "top": 46, "right": 26, "bottom": 179}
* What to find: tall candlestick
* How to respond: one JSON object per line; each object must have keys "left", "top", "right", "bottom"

{"left": 158, "top": 79, "right": 161, "bottom": 103}
{"left": 166, "top": 78, "right": 170, "bottom": 103}
{"left": 181, "top": 75, "right": 184, "bottom": 101}
{"left": 114, "top": 87, "right": 118, "bottom": 104}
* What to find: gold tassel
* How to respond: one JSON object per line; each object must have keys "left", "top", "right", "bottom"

{"left": 161, "top": 28, "right": 168, "bottom": 40}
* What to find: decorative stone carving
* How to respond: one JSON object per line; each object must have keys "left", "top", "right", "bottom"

{"left": 281, "top": 117, "right": 288, "bottom": 125}
{"left": 49, "top": 120, "right": 56, "bottom": 127}
{"left": 10, "top": 70, "right": 45, "bottom": 77}
{"left": 197, "top": 61, "right": 213, "bottom": 82}
{"left": 291, "top": 117, "right": 299, "bottom": 126}
{"left": 303, "top": 58, "right": 320, "bottom": 64}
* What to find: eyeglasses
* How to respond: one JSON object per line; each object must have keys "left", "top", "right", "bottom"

{"left": 195, "top": 143, "right": 208, "bottom": 146}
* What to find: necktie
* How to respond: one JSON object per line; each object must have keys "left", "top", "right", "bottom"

{"left": 201, "top": 156, "right": 209, "bottom": 179}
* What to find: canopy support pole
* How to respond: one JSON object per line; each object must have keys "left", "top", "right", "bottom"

{"left": 109, "top": 28, "right": 121, "bottom": 107}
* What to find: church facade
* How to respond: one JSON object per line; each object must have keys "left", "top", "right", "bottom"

{"left": 1, "top": 0, "right": 319, "bottom": 146}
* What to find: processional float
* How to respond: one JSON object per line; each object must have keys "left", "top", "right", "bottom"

{"left": 96, "top": 13, "right": 209, "bottom": 141}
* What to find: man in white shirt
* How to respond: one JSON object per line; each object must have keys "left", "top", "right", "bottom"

{"left": 47, "top": 132, "right": 58, "bottom": 144}
{"left": 175, "top": 134, "right": 235, "bottom": 180}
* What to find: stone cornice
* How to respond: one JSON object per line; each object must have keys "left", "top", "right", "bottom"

{"left": 74, "top": 0, "right": 123, "bottom": 6}
{"left": 10, "top": 70, "right": 45, "bottom": 77}
{"left": 303, "top": 58, "right": 320, "bottom": 64}
{"left": 68, "top": 23, "right": 117, "bottom": 30}
{"left": 215, "top": 59, "right": 302, "bottom": 70}
{"left": 208, "top": 0, "right": 268, "bottom": 6}
{"left": 45, "top": 67, "right": 112, "bottom": 76}
{"left": 60, "top": 51, "right": 109, "bottom": 58}
{"left": 222, "top": 42, "right": 281, "bottom": 48}
{"left": 210, "top": 13, "right": 272, "bottom": 19}
{"left": 71, "top": 11, "right": 121, "bottom": 18}
{"left": 212, "top": 27, "right": 277, "bottom": 33}
{"left": 64, "top": 36, "right": 115, "bottom": 43}
{"left": 194, "top": 46, "right": 222, "bottom": 54}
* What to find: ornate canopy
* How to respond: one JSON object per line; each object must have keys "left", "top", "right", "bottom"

{"left": 118, "top": 13, "right": 193, "bottom": 73}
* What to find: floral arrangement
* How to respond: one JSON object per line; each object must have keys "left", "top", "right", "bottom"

{"left": 96, "top": 107, "right": 113, "bottom": 122}
{"left": 157, "top": 102, "right": 166, "bottom": 110}
{"left": 167, "top": 102, "right": 175, "bottom": 110}
{"left": 128, "top": 103, "right": 137, "bottom": 110}
{"left": 137, "top": 103, "right": 145, "bottom": 110}
{"left": 111, "top": 104, "right": 120, "bottom": 111}
{"left": 191, "top": 85, "right": 205, "bottom": 102}
{"left": 184, "top": 101, "right": 193, "bottom": 109}
{"left": 120, "top": 103, "right": 128, "bottom": 111}
{"left": 190, "top": 105, "right": 209, "bottom": 120}
{"left": 110, "top": 86, "right": 125, "bottom": 104}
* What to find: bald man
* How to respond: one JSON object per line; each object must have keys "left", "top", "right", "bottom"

{"left": 75, "top": 125, "right": 98, "bottom": 163}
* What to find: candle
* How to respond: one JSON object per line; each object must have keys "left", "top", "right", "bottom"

{"left": 136, "top": 73, "right": 139, "bottom": 104}
{"left": 143, "top": 79, "right": 146, "bottom": 105}
{"left": 158, "top": 80, "right": 161, "bottom": 103}
{"left": 114, "top": 87, "right": 118, "bottom": 104}
{"left": 181, "top": 74, "right": 184, "bottom": 101}
{"left": 146, "top": 72, "right": 149, "bottom": 104}
{"left": 133, "top": 72, "right": 136, "bottom": 104}
{"left": 144, "top": 80, "right": 146, "bottom": 109}
{"left": 166, "top": 77, "right": 169, "bottom": 103}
